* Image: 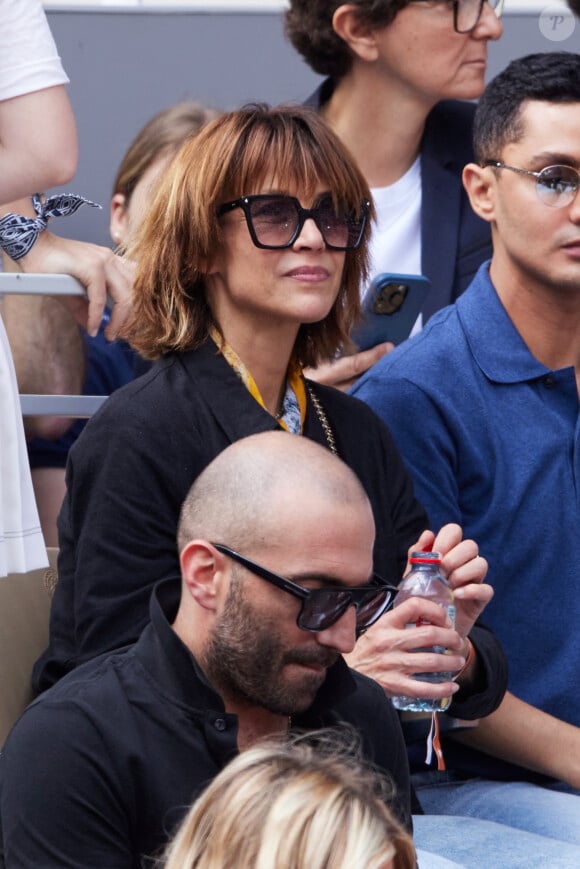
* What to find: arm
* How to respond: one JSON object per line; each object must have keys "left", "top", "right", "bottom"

{"left": 0, "top": 704, "right": 134, "bottom": 868}
{"left": 0, "top": 0, "right": 77, "bottom": 200}
{"left": 1, "top": 197, "right": 133, "bottom": 338}
{"left": 0, "top": 86, "right": 77, "bottom": 201}
{"left": 0, "top": 2, "right": 132, "bottom": 337}
{"left": 451, "top": 691, "right": 580, "bottom": 789}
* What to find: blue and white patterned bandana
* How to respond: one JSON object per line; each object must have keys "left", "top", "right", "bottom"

{"left": 0, "top": 193, "right": 100, "bottom": 260}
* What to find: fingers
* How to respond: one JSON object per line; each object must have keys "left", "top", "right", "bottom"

{"left": 101, "top": 256, "right": 133, "bottom": 341}
{"left": 432, "top": 523, "right": 463, "bottom": 556}
{"left": 347, "top": 620, "right": 464, "bottom": 699}
{"left": 406, "top": 529, "right": 435, "bottom": 570}
{"left": 388, "top": 597, "right": 454, "bottom": 631}
{"left": 453, "top": 582, "right": 494, "bottom": 637}
{"left": 305, "top": 342, "right": 393, "bottom": 391}
{"left": 348, "top": 342, "right": 394, "bottom": 377}
{"left": 17, "top": 232, "right": 133, "bottom": 339}
{"left": 83, "top": 270, "right": 107, "bottom": 338}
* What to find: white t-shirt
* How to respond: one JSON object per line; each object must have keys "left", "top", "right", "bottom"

{"left": 367, "top": 156, "right": 424, "bottom": 336}
{"left": 0, "top": 0, "right": 68, "bottom": 101}
{"left": 0, "top": 0, "right": 68, "bottom": 573}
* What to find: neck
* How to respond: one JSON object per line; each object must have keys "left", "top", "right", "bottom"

{"left": 490, "top": 258, "right": 580, "bottom": 382}
{"left": 323, "top": 68, "right": 434, "bottom": 188}
{"left": 226, "top": 700, "right": 289, "bottom": 752}
{"left": 218, "top": 323, "right": 296, "bottom": 417}
{"left": 172, "top": 612, "right": 290, "bottom": 752}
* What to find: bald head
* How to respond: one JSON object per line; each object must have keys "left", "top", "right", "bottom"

{"left": 177, "top": 432, "right": 371, "bottom": 554}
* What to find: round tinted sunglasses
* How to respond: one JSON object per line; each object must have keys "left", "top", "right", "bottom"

{"left": 483, "top": 161, "right": 580, "bottom": 208}
{"left": 217, "top": 193, "right": 370, "bottom": 251}
{"left": 213, "top": 543, "right": 397, "bottom": 635}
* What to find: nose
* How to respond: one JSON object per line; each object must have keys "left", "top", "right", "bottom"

{"left": 568, "top": 186, "right": 580, "bottom": 224}
{"left": 292, "top": 216, "right": 325, "bottom": 251}
{"left": 316, "top": 606, "right": 357, "bottom": 655}
{"left": 474, "top": 2, "right": 503, "bottom": 40}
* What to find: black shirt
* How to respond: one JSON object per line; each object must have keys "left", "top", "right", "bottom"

{"left": 1, "top": 581, "right": 412, "bottom": 868}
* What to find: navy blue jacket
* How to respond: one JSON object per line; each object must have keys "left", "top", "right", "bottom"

{"left": 305, "top": 81, "right": 492, "bottom": 320}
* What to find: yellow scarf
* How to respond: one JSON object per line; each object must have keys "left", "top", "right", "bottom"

{"left": 209, "top": 326, "right": 307, "bottom": 434}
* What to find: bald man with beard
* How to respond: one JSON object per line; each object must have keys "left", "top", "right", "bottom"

{"left": 0, "top": 433, "right": 414, "bottom": 867}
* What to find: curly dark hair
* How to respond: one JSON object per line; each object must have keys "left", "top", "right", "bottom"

{"left": 285, "top": 1, "right": 409, "bottom": 80}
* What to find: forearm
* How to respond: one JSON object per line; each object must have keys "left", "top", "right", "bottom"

{"left": 0, "top": 0, "right": 76, "bottom": 202}
{"left": 451, "top": 690, "right": 580, "bottom": 788}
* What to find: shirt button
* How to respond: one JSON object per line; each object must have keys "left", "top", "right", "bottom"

{"left": 214, "top": 718, "right": 226, "bottom": 732}
{"left": 544, "top": 376, "right": 555, "bottom": 388}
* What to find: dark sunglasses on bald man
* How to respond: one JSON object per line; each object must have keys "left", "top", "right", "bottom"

{"left": 217, "top": 193, "right": 370, "bottom": 251}
{"left": 213, "top": 543, "right": 398, "bottom": 635}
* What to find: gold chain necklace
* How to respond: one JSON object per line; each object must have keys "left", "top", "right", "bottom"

{"left": 306, "top": 385, "right": 338, "bottom": 457}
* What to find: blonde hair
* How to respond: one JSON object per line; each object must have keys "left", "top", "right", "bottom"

{"left": 161, "top": 733, "right": 415, "bottom": 869}
{"left": 120, "top": 103, "right": 372, "bottom": 366}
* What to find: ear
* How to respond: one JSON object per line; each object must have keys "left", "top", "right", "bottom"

{"left": 180, "top": 541, "right": 226, "bottom": 612}
{"left": 332, "top": 4, "right": 381, "bottom": 64}
{"left": 462, "top": 163, "right": 497, "bottom": 223}
{"left": 110, "top": 192, "right": 129, "bottom": 246}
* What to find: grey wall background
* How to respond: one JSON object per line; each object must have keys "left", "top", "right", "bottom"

{"left": 46, "top": 9, "right": 579, "bottom": 247}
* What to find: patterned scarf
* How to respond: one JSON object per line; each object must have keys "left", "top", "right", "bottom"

{"left": 209, "top": 326, "right": 306, "bottom": 434}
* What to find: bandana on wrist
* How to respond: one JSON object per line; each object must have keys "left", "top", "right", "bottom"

{"left": 0, "top": 193, "right": 100, "bottom": 260}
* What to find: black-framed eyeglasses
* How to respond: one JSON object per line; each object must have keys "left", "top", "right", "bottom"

{"left": 407, "top": 0, "right": 504, "bottom": 34}
{"left": 213, "top": 543, "right": 397, "bottom": 634}
{"left": 217, "top": 193, "right": 370, "bottom": 251}
{"left": 483, "top": 162, "right": 580, "bottom": 208}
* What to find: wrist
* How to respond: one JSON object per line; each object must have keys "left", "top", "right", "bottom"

{"left": 456, "top": 638, "right": 476, "bottom": 681}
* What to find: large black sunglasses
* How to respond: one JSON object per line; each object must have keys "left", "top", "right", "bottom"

{"left": 213, "top": 543, "right": 397, "bottom": 634}
{"left": 217, "top": 193, "right": 370, "bottom": 251}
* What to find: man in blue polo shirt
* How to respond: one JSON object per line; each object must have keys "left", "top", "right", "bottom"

{"left": 352, "top": 51, "right": 580, "bottom": 840}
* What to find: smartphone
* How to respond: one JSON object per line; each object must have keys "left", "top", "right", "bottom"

{"left": 351, "top": 273, "right": 431, "bottom": 351}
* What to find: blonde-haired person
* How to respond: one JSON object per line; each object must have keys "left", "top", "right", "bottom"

{"left": 161, "top": 735, "right": 416, "bottom": 869}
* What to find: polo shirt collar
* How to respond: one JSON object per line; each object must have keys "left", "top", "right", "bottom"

{"left": 456, "top": 262, "right": 552, "bottom": 384}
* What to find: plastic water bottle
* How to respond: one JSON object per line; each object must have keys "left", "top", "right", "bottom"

{"left": 391, "top": 551, "right": 456, "bottom": 713}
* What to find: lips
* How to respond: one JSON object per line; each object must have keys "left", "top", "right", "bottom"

{"left": 285, "top": 266, "right": 330, "bottom": 281}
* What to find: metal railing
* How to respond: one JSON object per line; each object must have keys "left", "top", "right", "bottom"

{"left": 0, "top": 272, "right": 108, "bottom": 418}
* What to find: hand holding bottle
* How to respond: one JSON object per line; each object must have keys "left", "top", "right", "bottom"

{"left": 346, "top": 523, "right": 493, "bottom": 704}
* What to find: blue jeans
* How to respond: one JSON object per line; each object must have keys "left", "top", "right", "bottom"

{"left": 413, "top": 814, "right": 580, "bottom": 868}
{"left": 414, "top": 776, "right": 580, "bottom": 845}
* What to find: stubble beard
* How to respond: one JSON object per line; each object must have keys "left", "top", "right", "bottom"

{"left": 201, "top": 580, "right": 339, "bottom": 716}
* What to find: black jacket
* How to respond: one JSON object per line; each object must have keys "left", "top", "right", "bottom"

{"left": 3, "top": 581, "right": 413, "bottom": 867}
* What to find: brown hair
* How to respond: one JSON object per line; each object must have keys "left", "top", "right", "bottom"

{"left": 285, "top": 1, "right": 408, "bottom": 80}
{"left": 112, "top": 101, "right": 220, "bottom": 204}
{"left": 121, "top": 103, "right": 373, "bottom": 366}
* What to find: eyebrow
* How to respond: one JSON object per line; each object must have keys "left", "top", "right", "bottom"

{"left": 528, "top": 151, "right": 580, "bottom": 169}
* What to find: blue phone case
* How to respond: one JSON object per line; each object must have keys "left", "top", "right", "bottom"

{"left": 351, "top": 273, "right": 431, "bottom": 351}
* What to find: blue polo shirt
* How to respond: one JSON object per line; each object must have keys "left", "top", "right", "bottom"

{"left": 353, "top": 262, "right": 580, "bottom": 728}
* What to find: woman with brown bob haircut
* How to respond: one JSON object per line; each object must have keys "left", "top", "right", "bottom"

{"left": 122, "top": 103, "right": 369, "bottom": 366}
{"left": 35, "top": 104, "right": 489, "bottom": 716}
